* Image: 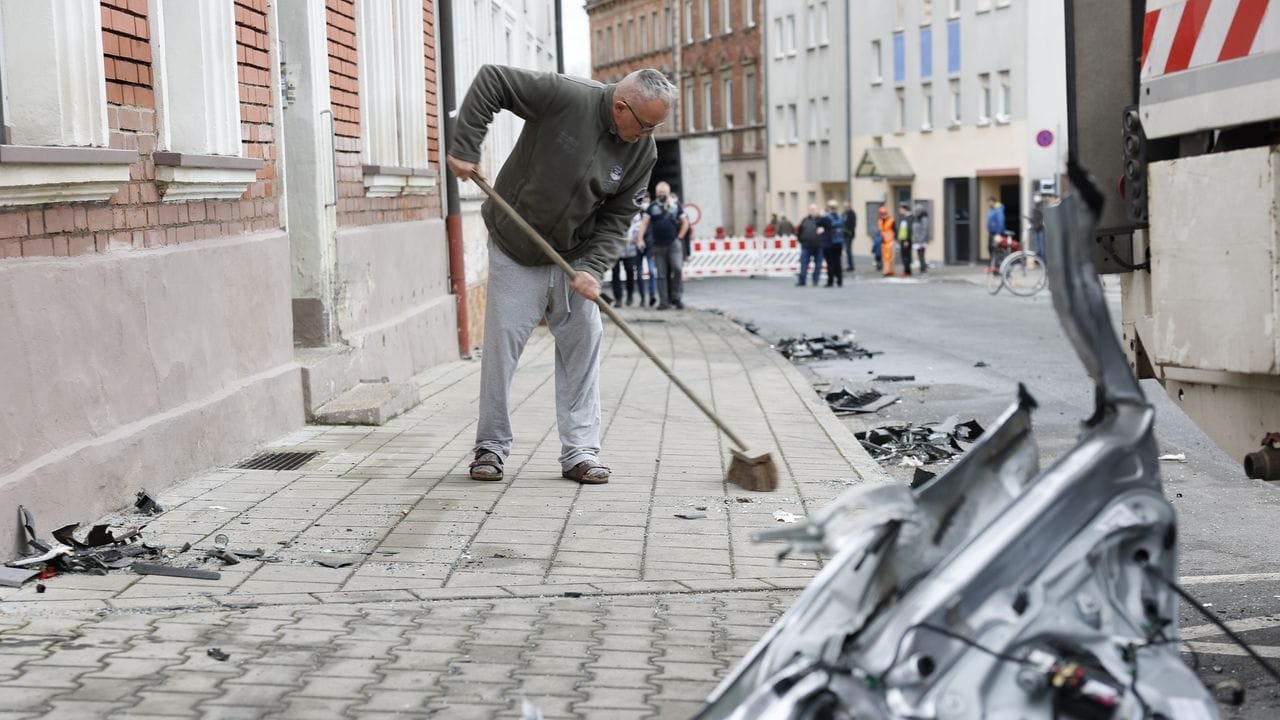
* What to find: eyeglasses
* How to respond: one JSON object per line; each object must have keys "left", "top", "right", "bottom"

{"left": 620, "top": 99, "right": 664, "bottom": 133}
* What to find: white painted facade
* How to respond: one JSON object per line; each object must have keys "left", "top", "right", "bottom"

{"left": 849, "top": 0, "right": 1068, "bottom": 264}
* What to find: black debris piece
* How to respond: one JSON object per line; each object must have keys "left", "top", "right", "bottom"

{"left": 230, "top": 548, "right": 264, "bottom": 559}
{"left": 674, "top": 512, "right": 707, "bottom": 520}
{"left": 910, "top": 467, "right": 938, "bottom": 489}
{"left": 563, "top": 591, "right": 584, "bottom": 598}
{"left": 775, "top": 334, "right": 880, "bottom": 361}
{"left": 735, "top": 497, "right": 754, "bottom": 503}
{"left": 855, "top": 416, "right": 987, "bottom": 466}
{"left": 206, "top": 549, "right": 240, "bottom": 566}
{"left": 1213, "top": 679, "right": 1245, "bottom": 706}
{"left": 974, "top": 361, "right": 990, "bottom": 368}
{"left": 207, "top": 648, "right": 230, "bottom": 661}
{"left": 51, "top": 524, "right": 88, "bottom": 550}
{"left": 85, "top": 525, "right": 117, "bottom": 547}
{"left": 132, "top": 563, "right": 221, "bottom": 581}
{"left": 312, "top": 554, "right": 362, "bottom": 569}
{"left": 873, "top": 375, "right": 915, "bottom": 382}
{"left": 179, "top": 542, "right": 193, "bottom": 554}
{"left": 824, "top": 388, "right": 899, "bottom": 415}
{"left": 134, "top": 490, "right": 163, "bottom": 515}
{"left": 35, "top": 584, "right": 46, "bottom": 594}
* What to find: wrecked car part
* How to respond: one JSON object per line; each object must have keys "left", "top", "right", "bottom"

{"left": 1243, "top": 436, "right": 1280, "bottom": 481}
{"left": 134, "top": 489, "right": 163, "bottom": 515}
{"left": 213, "top": 534, "right": 230, "bottom": 550}
{"left": 207, "top": 648, "right": 230, "bottom": 661}
{"left": 824, "top": 388, "right": 899, "bottom": 415}
{"left": 132, "top": 563, "right": 221, "bottom": 581}
{"left": 6, "top": 544, "right": 75, "bottom": 568}
{"left": 696, "top": 166, "right": 1216, "bottom": 720}
{"left": 85, "top": 525, "right": 117, "bottom": 547}
{"left": 675, "top": 512, "right": 707, "bottom": 520}
{"left": 0, "top": 567, "right": 39, "bottom": 588}
{"left": 206, "top": 549, "right": 240, "bottom": 566}
{"left": 18, "top": 506, "right": 50, "bottom": 553}
{"left": 776, "top": 334, "right": 880, "bottom": 361}
{"left": 873, "top": 375, "right": 915, "bottom": 382}
{"left": 856, "top": 417, "right": 985, "bottom": 466}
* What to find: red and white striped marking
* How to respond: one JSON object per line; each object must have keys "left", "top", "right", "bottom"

{"left": 679, "top": 236, "right": 801, "bottom": 280}
{"left": 1142, "top": 0, "right": 1278, "bottom": 78}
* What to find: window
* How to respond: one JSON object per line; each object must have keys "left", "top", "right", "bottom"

{"left": 684, "top": 1, "right": 693, "bottom": 43}
{"left": 595, "top": 29, "right": 604, "bottom": 64}
{"left": 978, "top": 72, "right": 991, "bottom": 123}
{"left": 895, "top": 89, "right": 906, "bottom": 132}
{"left": 616, "top": 21, "right": 623, "bottom": 57}
{"left": 745, "top": 0, "right": 754, "bottom": 27}
{"left": 893, "top": 33, "right": 905, "bottom": 84}
{"left": 998, "top": 70, "right": 1011, "bottom": 122}
{"left": 820, "top": 96, "right": 830, "bottom": 140}
{"left": 922, "top": 84, "right": 933, "bottom": 130}
{"left": 722, "top": 75, "right": 734, "bottom": 128}
{"left": 639, "top": 15, "right": 647, "bottom": 53}
{"left": 977, "top": 0, "right": 991, "bottom": 11}
{"left": 702, "top": 0, "right": 711, "bottom": 38}
{"left": 807, "top": 98, "right": 817, "bottom": 142}
{"left": 895, "top": 0, "right": 906, "bottom": 29}
{"left": 723, "top": 0, "right": 732, "bottom": 32}
{"left": 786, "top": 103, "right": 798, "bottom": 143}
{"left": 703, "top": 78, "right": 713, "bottom": 129}
{"left": 660, "top": 9, "right": 668, "bottom": 47}
{"left": 949, "top": 78, "right": 961, "bottom": 125}
{"left": 920, "top": 27, "right": 933, "bottom": 79}
{"left": 790, "top": 192, "right": 799, "bottom": 219}
{"left": 627, "top": 18, "right": 634, "bottom": 57}
{"left": 773, "top": 18, "right": 784, "bottom": 57}
{"left": 807, "top": 191, "right": 817, "bottom": 207}
{"left": 871, "top": 39, "right": 883, "bottom": 82}
{"left": 606, "top": 26, "right": 613, "bottom": 61}
{"left": 785, "top": 14, "right": 797, "bottom": 54}
{"left": 922, "top": 0, "right": 933, "bottom": 23}
{"left": 686, "top": 84, "right": 697, "bottom": 131}
{"left": 744, "top": 70, "right": 757, "bottom": 124}
{"left": 806, "top": 5, "right": 815, "bottom": 49}
{"left": 818, "top": 2, "right": 829, "bottom": 45}
{"left": 947, "top": 20, "right": 960, "bottom": 73}
{"left": 774, "top": 105, "right": 786, "bottom": 145}
{"left": 357, "top": 0, "right": 431, "bottom": 197}
{"left": 949, "top": 0, "right": 961, "bottom": 16}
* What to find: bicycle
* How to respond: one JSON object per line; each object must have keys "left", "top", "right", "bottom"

{"left": 984, "top": 231, "right": 1048, "bottom": 296}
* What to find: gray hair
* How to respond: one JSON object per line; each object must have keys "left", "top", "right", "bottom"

{"left": 621, "top": 69, "right": 678, "bottom": 105}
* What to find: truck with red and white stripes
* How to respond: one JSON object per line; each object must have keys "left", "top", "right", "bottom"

{"left": 1067, "top": 0, "right": 1280, "bottom": 479}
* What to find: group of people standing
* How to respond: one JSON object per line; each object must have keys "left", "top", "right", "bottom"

{"left": 790, "top": 201, "right": 859, "bottom": 287}
{"left": 610, "top": 180, "right": 691, "bottom": 310}
{"left": 875, "top": 202, "right": 931, "bottom": 277}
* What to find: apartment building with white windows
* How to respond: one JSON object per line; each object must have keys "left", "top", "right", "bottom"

{"left": 850, "top": 0, "right": 1066, "bottom": 263}
{"left": 765, "top": 0, "right": 850, "bottom": 228}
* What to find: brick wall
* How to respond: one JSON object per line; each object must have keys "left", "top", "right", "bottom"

{"left": 680, "top": 0, "right": 763, "bottom": 157}
{"left": 327, "top": 0, "right": 442, "bottom": 229}
{"left": 0, "top": 0, "right": 282, "bottom": 259}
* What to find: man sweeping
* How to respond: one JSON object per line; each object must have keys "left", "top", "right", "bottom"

{"left": 446, "top": 65, "right": 676, "bottom": 485}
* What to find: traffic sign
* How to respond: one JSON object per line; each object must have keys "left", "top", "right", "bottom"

{"left": 1036, "top": 129, "right": 1054, "bottom": 147}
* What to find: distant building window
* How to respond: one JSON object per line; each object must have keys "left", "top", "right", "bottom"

{"left": 785, "top": 14, "right": 797, "bottom": 54}
{"left": 808, "top": 98, "right": 817, "bottom": 142}
{"left": 949, "top": 78, "right": 961, "bottom": 125}
{"left": 893, "top": 32, "right": 905, "bottom": 83}
{"left": 787, "top": 103, "right": 798, "bottom": 143}
{"left": 978, "top": 72, "right": 991, "bottom": 123}
{"left": 723, "top": 0, "right": 732, "bottom": 32}
{"left": 684, "top": 1, "right": 693, "bottom": 43}
{"left": 805, "top": 5, "right": 815, "bottom": 49}
{"left": 773, "top": 17, "right": 784, "bottom": 57}
{"left": 998, "top": 69, "right": 1011, "bottom": 122}
{"left": 949, "top": 0, "right": 961, "bottom": 16}
{"left": 922, "top": 0, "right": 933, "bottom": 24}
{"left": 820, "top": 96, "right": 830, "bottom": 139}
{"left": 947, "top": 20, "right": 960, "bottom": 73}
{"left": 774, "top": 105, "right": 785, "bottom": 145}
{"left": 872, "top": 39, "right": 883, "bottom": 82}
{"left": 702, "top": 0, "right": 711, "bottom": 38}
{"left": 723, "top": 74, "right": 734, "bottom": 128}
{"left": 895, "top": 89, "right": 905, "bottom": 132}
{"left": 894, "top": 0, "right": 906, "bottom": 29}
{"left": 921, "top": 27, "right": 933, "bottom": 79}
{"left": 922, "top": 84, "right": 933, "bottom": 130}
{"left": 745, "top": 0, "right": 754, "bottom": 26}
{"left": 745, "top": 70, "right": 757, "bottom": 124}
{"left": 686, "top": 84, "right": 697, "bottom": 131}
{"left": 626, "top": 18, "right": 634, "bottom": 57}
{"left": 639, "top": 15, "right": 647, "bottom": 53}
{"left": 703, "top": 78, "right": 713, "bottom": 129}
{"left": 818, "top": 2, "right": 829, "bottom": 45}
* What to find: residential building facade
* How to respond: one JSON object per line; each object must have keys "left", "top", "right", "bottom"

{"left": 850, "top": 0, "right": 1067, "bottom": 264}
{"left": 765, "top": 0, "right": 850, "bottom": 228}
{"left": 0, "top": 0, "right": 453, "bottom": 553}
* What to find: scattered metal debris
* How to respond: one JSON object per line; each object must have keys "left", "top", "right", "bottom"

{"left": 735, "top": 497, "right": 754, "bottom": 504}
{"left": 909, "top": 467, "right": 938, "bottom": 488}
{"left": 1158, "top": 452, "right": 1187, "bottom": 463}
{"left": 132, "top": 563, "right": 220, "bottom": 581}
{"left": 206, "top": 648, "right": 230, "bottom": 661}
{"left": 974, "top": 361, "right": 990, "bottom": 368}
{"left": 675, "top": 512, "right": 707, "bottom": 520}
{"left": 311, "top": 554, "right": 362, "bottom": 569}
{"left": 563, "top": 591, "right": 584, "bottom": 598}
{"left": 773, "top": 511, "right": 801, "bottom": 524}
{"left": 35, "top": 583, "right": 46, "bottom": 594}
{"left": 0, "top": 567, "right": 38, "bottom": 588}
{"left": 856, "top": 416, "right": 986, "bottom": 466}
{"left": 134, "top": 489, "right": 163, "bottom": 515}
{"left": 872, "top": 374, "right": 915, "bottom": 382}
{"left": 775, "top": 333, "right": 880, "bottom": 361}
{"left": 206, "top": 548, "right": 240, "bottom": 566}
{"left": 823, "top": 388, "right": 899, "bottom": 415}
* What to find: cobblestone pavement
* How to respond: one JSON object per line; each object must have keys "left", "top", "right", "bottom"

{"left": 0, "top": 310, "right": 883, "bottom": 718}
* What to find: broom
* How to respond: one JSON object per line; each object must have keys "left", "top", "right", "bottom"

{"left": 472, "top": 174, "right": 779, "bottom": 492}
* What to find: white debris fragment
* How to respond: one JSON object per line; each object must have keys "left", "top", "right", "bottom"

{"left": 773, "top": 511, "right": 801, "bottom": 524}
{"left": 208, "top": 506, "right": 228, "bottom": 510}
{"left": 1159, "top": 453, "right": 1187, "bottom": 462}
{"left": 898, "top": 456, "right": 925, "bottom": 468}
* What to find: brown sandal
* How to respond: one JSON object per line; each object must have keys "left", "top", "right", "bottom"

{"left": 469, "top": 451, "right": 504, "bottom": 481}
{"left": 562, "top": 459, "right": 610, "bottom": 484}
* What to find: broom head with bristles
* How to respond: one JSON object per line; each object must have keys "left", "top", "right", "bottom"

{"left": 728, "top": 448, "right": 779, "bottom": 492}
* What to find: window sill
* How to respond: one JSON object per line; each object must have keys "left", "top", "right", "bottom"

{"left": 0, "top": 145, "right": 138, "bottom": 207}
{"left": 871, "top": 78, "right": 884, "bottom": 86}
{"left": 363, "top": 165, "right": 438, "bottom": 198}
{"left": 153, "top": 152, "right": 264, "bottom": 203}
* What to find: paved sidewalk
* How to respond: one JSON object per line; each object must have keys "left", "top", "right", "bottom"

{"left": 0, "top": 309, "right": 884, "bottom": 719}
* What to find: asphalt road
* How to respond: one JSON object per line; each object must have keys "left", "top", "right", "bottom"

{"left": 686, "top": 263, "right": 1280, "bottom": 718}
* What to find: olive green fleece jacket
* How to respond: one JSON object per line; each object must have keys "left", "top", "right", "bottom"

{"left": 448, "top": 64, "right": 658, "bottom": 280}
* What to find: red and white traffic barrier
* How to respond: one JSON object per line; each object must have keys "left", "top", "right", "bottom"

{"left": 678, "top": 235, "right": 801, "bottom": 280}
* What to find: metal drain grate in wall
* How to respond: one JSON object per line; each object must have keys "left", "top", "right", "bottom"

{"left": 234, "top": 450, "right": 320, "bottom": 471}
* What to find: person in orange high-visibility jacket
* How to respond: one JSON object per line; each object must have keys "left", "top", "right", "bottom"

{"left": 877, "top": 206, "right": 896, "bottom": 276}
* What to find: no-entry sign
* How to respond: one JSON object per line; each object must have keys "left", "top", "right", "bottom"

{"left": 1036, "top": 129, "right": 1054, "bottom": 147}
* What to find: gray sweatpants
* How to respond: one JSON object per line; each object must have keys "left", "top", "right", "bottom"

{"left": 653, "top": 242, "right": 684, "bottom": 306}
{"left": 475, "top": 242, "right": 603, "bottom": 472}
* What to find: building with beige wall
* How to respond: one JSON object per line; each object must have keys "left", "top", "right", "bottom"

{"left": 850, "top": 0, "right": 1067, "bottom": 263}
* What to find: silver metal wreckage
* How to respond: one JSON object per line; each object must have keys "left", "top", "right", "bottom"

{"left": 693, "top": 167, "right": 1218, "bottom": 720}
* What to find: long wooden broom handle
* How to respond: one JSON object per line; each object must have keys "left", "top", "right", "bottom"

{"left": 471, "top": 174, "right": 749, "bottom": 451}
